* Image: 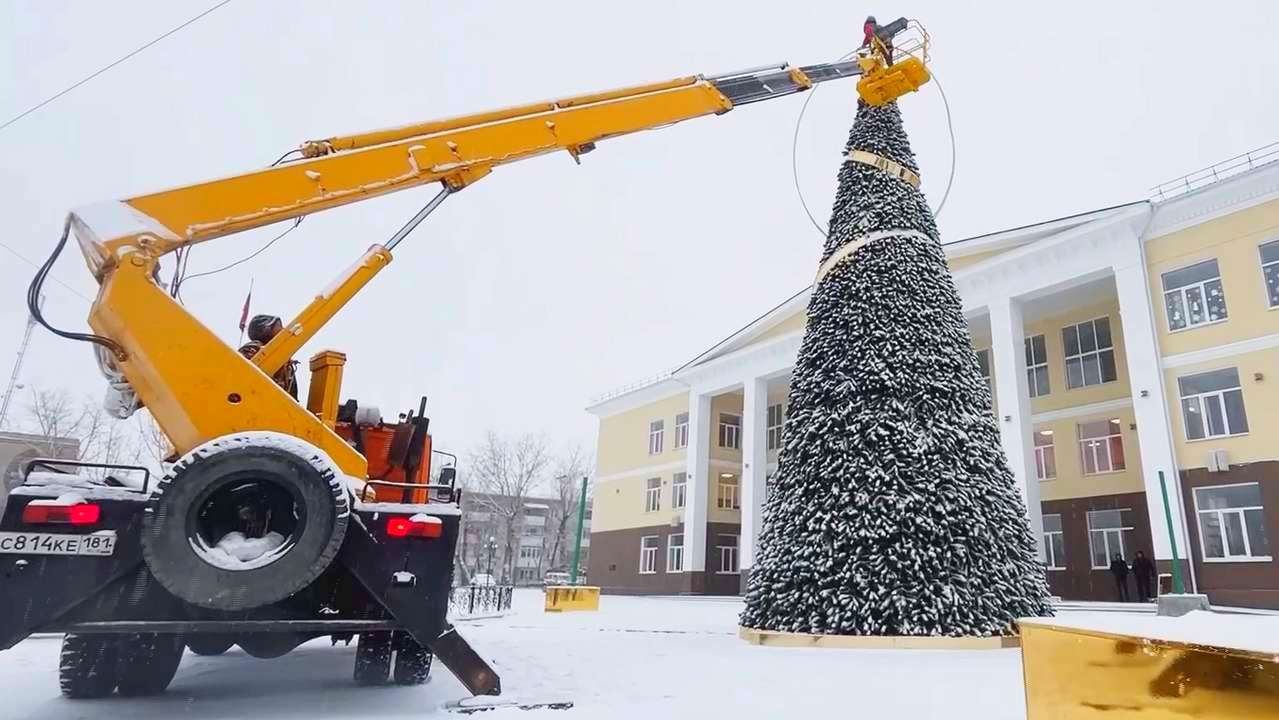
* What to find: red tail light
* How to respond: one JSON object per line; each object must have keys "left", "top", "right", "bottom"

{"left": 386, "top": 514, "right": 442, "bottom": 539}
{"left": 23, "top": 501, "right": 101, "bottom": 526}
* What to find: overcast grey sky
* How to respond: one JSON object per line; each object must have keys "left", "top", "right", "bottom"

{"left": 2, "top": 1, "right": 1277, "bottom": 461}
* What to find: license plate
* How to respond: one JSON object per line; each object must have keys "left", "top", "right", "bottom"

{"left": 0, "top": 531, "right": 116, "bottom": 556}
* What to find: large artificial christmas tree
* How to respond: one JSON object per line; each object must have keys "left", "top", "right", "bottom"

{"left": 740, "top": 100, "right": 1051, "bottom": 637}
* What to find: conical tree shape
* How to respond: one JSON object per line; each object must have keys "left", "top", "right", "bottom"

{"left": 740, "top": 101, "right": 1051, "bottom": 636}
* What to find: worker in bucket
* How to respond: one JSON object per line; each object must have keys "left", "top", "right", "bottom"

{"left": 238, "top": 314, "right": 299, "bottom": 399}
{"left": 861, "top": 15, "right": 894, "bottom": 64}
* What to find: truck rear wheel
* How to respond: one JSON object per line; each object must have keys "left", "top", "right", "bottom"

{"left": 186, "top": 635, "right": 235, "bottom": 656}
{"left": 115, "top": 634, "right": 184, "bottom": 697}
{"left": 353, "top": 632, "right": 392, "bottom": 686}
{"left": 142, "top": 434, "right": 349, "bottom": 611}
{"left": 392, "top": 632, "right": 433, "bottom": 686}
{"left": 59, "top": 634, "right": 119, "bottom": 699}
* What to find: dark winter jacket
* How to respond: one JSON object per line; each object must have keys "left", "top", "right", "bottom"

{"left": 1131, "top": 556, "right": 1155, "bottom": 580}
{"left": 1109, "top": 559, "right": 1129, "bottom": 579}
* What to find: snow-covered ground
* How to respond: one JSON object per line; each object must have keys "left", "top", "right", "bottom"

{"left": 3, "top": 590, "right": 1030, "bottom": 719}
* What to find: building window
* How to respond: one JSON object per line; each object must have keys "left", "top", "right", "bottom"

{"left": 1087, "top": 509, "right": 1133, "bottom": 570}
{"left": 1063, "top": 317, "right": 1117, "bottom": 389}
{"left": 666, "top": 533, "right": 684, "bottom": 573}
{"left": 671, "top": 472, "right": 687, "bottom": 510}
{"left": 1194, "top": 483, "right": 1271, "bottom": 561}
{"left": 1163, "top": 259, "right": 1227, "bottom": 331}
{"left": 717, "top": 473, "right": 740, "bottom": 510}
{"left": 674, "top": 412, "right": 689, "bottom": 449}
{"left": 639, "top": 536, "right": 659, "bottom": 574}
{"left": 718, "top": 413, "right": 741, "bottom": 449}
{"left": 766, "top": 404, "right": 785, "bottom": 451}
{"left": 975, "top": 349, "right": 992, "bottom": 395}
{"left": 644, "top": 477, "right": 661, "bottom": 513}
{"left": 1078, "top": 419, "right": 1125, "bottom": 474}
{"left": 1178, "top": 368, "right": 1249, "bottom": 440}
{"left": 1042, "top": 514, "right": 1066, "bottom": 570}
{"left": 648, "top": 420, "right": 664, "bottom": 455}
{"left": 1261, "top": 240, "right": 1279, "bottom": 307}
{"left": 518, "top": 545, "right": 542, "bottom": 561}
{"left": 717, "top": 534, "right": 739, "bottom": 574}
{"left": 1025, "top": 335, "right": 1050, "bottom": 397}
{"left": 1034, "top": 430, "right": 1057, "bottom": 480}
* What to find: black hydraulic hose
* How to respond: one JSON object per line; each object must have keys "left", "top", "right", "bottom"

{"left": 27, "top": 220, "right": 127, "bottom": 360}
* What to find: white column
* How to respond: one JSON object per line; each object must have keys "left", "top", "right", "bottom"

{"left": 1113, "top": 260, "right": 1192, "bottom": 567}
{"left": 989, "top": 297, "right": 1045, "bottom": 559}
{"left": 683, "top": 391, "right": 712, "bottom": 572}
{"left": 739, "top": 377, "right": 768, "bottom": 571}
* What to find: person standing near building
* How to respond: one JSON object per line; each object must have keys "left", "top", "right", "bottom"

{"left": 1109, "top": 553, "right": 1131, "bottom": 602}
{"left": 1131, "top": 550, "right": 1155, "bottom": 602}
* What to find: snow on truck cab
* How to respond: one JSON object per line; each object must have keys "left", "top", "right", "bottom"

{"left": 1, "top": 25, "right": 926, "bottom": 709}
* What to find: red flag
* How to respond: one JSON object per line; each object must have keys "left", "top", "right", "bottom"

{"left": 238, "top": 280, "right": 253, "bottom": 333}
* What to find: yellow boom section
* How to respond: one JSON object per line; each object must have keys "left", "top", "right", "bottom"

{"left": 61, "top": 51, "right": 927, "bottom": 480}
{"left": 85, "top": 77, "right": 729, "bottom": 266}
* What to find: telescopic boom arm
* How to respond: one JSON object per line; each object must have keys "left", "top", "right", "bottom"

{"left": 72, "top": 58, "right": 904, "bottom": 269}
{"left": 51, "top": 34, "right": 928, "bottom": 481}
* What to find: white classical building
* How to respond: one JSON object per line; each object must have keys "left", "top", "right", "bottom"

{"left": 588, "top": 155, "right": 1279, "bottom": 608}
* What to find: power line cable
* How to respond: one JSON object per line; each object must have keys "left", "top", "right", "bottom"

{"left": 176, "top": 218, "right": 304, "bottom": 287}
{"left": 0, "top": 0, "right": 233, "bottom": 132}
{"left": 0, "top": 239, "right": 91, "bottom": 301}
{"left": 168, "top": 147, "right": 305, "bottom": 297}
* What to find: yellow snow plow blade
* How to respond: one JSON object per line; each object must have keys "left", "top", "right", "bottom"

{"left": 857, "top": 56, "right": 931, "bottom": 106}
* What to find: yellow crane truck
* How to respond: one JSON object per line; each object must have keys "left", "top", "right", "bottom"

{"left": 0, "top": 21, "right": 928, "bottom": 706}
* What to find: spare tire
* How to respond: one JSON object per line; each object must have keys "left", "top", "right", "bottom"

{"left": 142, "top": 433, "right": 349, "bottom": 611}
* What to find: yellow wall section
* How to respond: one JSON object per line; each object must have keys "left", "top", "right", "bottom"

{"left": 1164, "top": 347, "right": 1279, "bottom": 469}
{"left": 595, "top": 392, "right": 689, "bottom": 478}
{"left": 709, "top": 394, "right": 744, "bottom": 463}
{"left": 590, "top": 458, "right": 741, "bottom": 533}
{"left": 1146, "top": 197, "right": 1279, "bottom": 357}
{"left": 947, "top": 247, "right": 1011, "bottom": 272}
{"left": 973, "top": 298, "right": 1132, "bottom": 416}
{"left": 592, "top": 469, "right": 665, "bottom": 533}
{"left": 592, "top": 390, "right": 754, "bottom": 533}
{"left": 1029, "top": 299, "right": 1132, "bottom": 415}
{"left": 1036, "top": 406, "right": 1144, "bottom": 502}
{"left": 750, "top": 310, "right": 807, "bottom": 345}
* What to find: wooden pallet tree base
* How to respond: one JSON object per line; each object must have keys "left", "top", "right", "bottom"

{"left": 738, "top": 626, "right": 1020, "bottom": 650}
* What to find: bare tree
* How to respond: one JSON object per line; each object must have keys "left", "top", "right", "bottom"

{"left": 466, "top": 431, "right": 551, "bottom": 583}
{"left": 22, "top": 387, "right": 138, "bottom": 480}
{"left": 24, "top": 389, "right": 84, "bottom": 457}
{"left": 546, "top": 445, "right": 593, "bottom": 571}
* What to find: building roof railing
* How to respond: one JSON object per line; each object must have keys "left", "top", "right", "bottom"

{"left": 588, "top": 367, "right": 681, "bottom": 407}
{"left": 1150, "top": 140, "right": 1279, "bottom": 201}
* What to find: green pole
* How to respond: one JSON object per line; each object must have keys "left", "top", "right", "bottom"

{"left": 569, "top": 476, "right": 589, "bottom": 585}
{"left": 1158, "top": 471, "right": 1185, "bottom": 594}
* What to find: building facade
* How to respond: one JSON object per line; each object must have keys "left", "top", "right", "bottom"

{"left": 586, "top": 153, "right": 1279, "bottom": 609}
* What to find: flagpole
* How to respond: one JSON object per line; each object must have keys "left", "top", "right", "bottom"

{"left": 238, "top": 277, "right": 254, "bottom": 345}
